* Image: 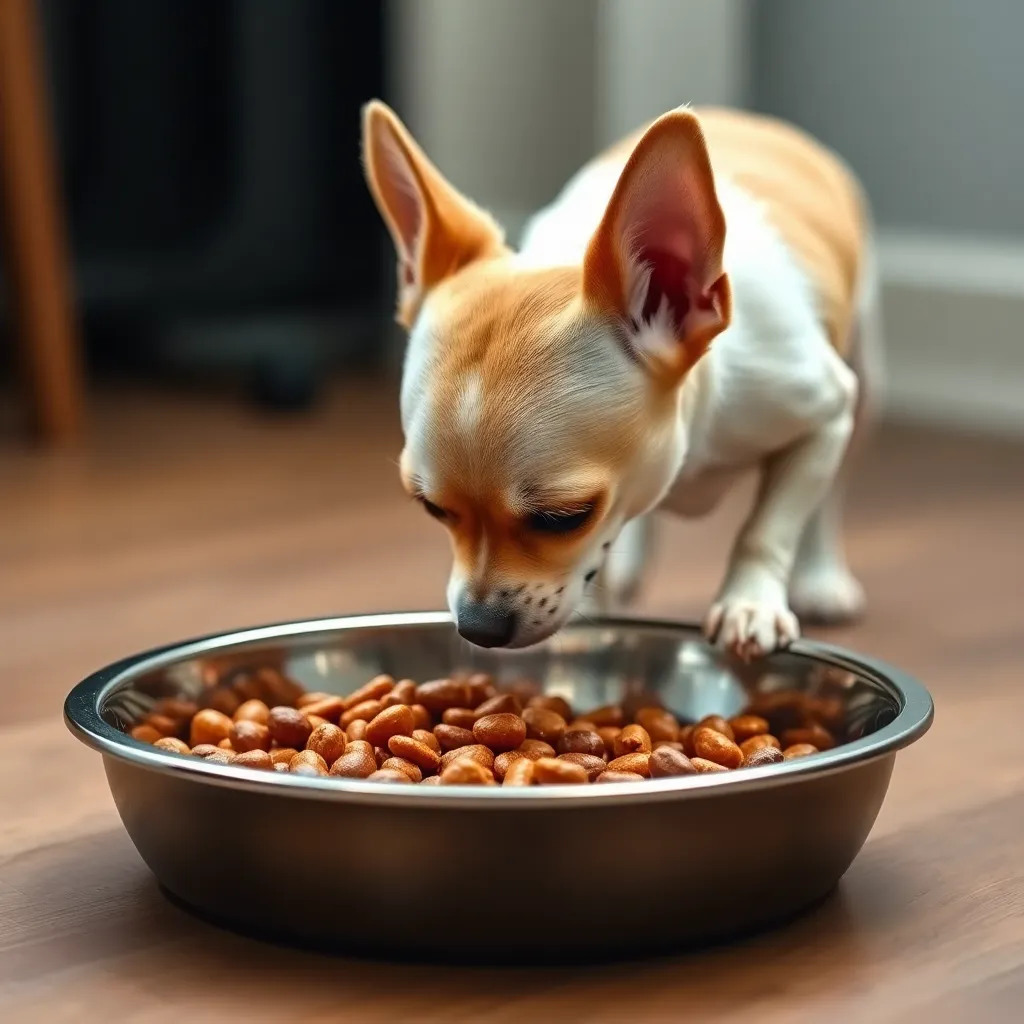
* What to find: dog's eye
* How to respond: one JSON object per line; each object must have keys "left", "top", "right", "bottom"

{"left": 418, "top": 496, "right": 450, "bottom": 521}
{"left": 527, "top": 504, "right": 594, "bottom": 534}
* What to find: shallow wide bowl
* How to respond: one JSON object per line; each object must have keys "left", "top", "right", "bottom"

{"left": 65, "top": 612, "right": 932, "bottom": 961}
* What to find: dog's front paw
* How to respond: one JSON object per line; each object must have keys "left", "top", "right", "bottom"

{"left": 704, "top": 597, "right": 800, "bottom": 662}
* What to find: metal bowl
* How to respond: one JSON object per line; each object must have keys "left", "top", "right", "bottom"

{"left": 65, "top": 612, "right": 932, "bottom": 961}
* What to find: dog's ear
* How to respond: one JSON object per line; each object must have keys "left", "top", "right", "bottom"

{"left": 362, "top": 101, "right": 507, "bottom": 327}
{"left": 583, "top": 108, "right": 731, "bottom": 382}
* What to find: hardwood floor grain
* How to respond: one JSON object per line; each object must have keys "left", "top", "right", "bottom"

{"left": 1, "top": 379, "right": 1022, "bottom": 1022}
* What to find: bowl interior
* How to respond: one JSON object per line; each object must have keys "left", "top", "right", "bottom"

{"left": 98, "top": 617, "right": 901, "bottom": 744}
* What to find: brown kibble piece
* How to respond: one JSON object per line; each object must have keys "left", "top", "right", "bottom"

{"left": 306, "top": 723, "right": 347, "bottom": 765}
{"left": 274, "top": 762, "right": 290, "bottom": 773}
{"left": 613, "top": 724, "right": 652, "bottom": 757}
{"left": 697, "top": 715, "right": 736, "bottom": 742}
{"left": 518, "top": 738, "right": 557, "bottom": 759}
{"left": 740, "top": 734, "right": 782, "bottom": 756}
{"left": 493, "top": 749, "right": 528, "bottom": 780}
{"left": 217, "top": 738, "right": 234, "bottom": 750}
{"left": 390, "top": 679, "right": 418, "bottom": 704}
{"left": 557, "top": 753, "right": 607, "bottom": 781}
{"left": 440, "top": 757, "right": 493, "bottom": 785}
{"left": 202, "top": 750, "right": 235, "bottom": 765}
{"left": 340, "top": 699, "right": 385, "bottom": 729}
{"left": 653, "top": 740, "right": 684, "bottom": 752}
{"left": 342, "top": 675, "right": 394, "bottom": 710}
{"left": 368, "top": 768, "right": 414, "bottom": 783}
{"left": 346, "top": 719, "right": 368, "bottom": 742}
{"left": 597, "top": 726, "right": 622, "bottom": 754}
{"left": 144, "top": 713, "right": 180, "bottom": 737}
{"left": 728, "top": 714, "right": 770, "bottom": 743}
{"left": 473, "top": 713, "right": 527, "bottom": 753}
{"left": 328, "top": 748, "right": 377, "bottom": 778}
{"left": 474, "top": 693, "right": 521, "bottom": 717}
{"left": 502, "top": 758, "right": 536, "bottom": 786}
{"left": 306, "top": 715, "right": 329, "bottom": 731}
{"left": 420, "top": 774, "right": 444, "bottom": 785}
{"left": 781, "top": 725, "right": 836, "bottom": 752}
{"left": 412, "top": 728, "right": 441, "bottom": 753}
{"left": 191, "top": 743, "right": 224, "bottom": 758}
{"left": 526, "top": 694, "right": 574, "bottom": 721}
{"left": 442, "top": 707, "right": 479, "bottom": 730}
{"left": 439, "top": 744, "right": 495, "bottom": 773}
{"left": 201, "top": 687, "right": 241, "bottom": 716}
{"left": 270, "top": 747, "right": 298, "bottom": 765}
{"left": 233, "top": 749, "right": 274, "bottom": 770}
{"left": 190, "top": 709, "right": 234, "bottom": 748}
{"left": 692, "top": 726, "right": 744, "bottom": 769}
{"left": 380, "top": 756, "right": 423, "bottom": 783}
{"left": 466, "top": 673, "right": 496, "bottom": 706}
{"left": 583, "top": 705, "right": 625, "bottom": 728}
{"left": 742, "top": 746, "right": 785, "bottom": 768}
{"left": 634, "top": 707, "right": 681, "bottom": 743}
{"left": 415, "top": 678, "right": 471, "bottom": 714}
{"left": 388, "top": 735, "right": 442, "bottom": 774}
{"left": 296, "top": 691, "right": 332, "bottom": 708}
{"left": 691, "top": 757, "right": 729, "bottom": 773}
{"left": 433, "top": 723, "right": 476, "bottom": 752}
{"left": 605, "top": 752, "right": 651, "bottom": 777}
{"left": 365, "top": 704, "right": 416, "bottom": 748}
{"left": 298, "top": 696, "right": 345, "bottom": 723}
{"left": 782, "top": 743, "right": 819, "bottom": 760}
{"left": 233, "top": 699, "right": 271, "bottom": 725}
{"left": 153, "top": 737, "right": 190, "bottom": 755}
{"left": 522, "top": 706, "right": 567, "bottom": 746}
{"left": 558, "top": 728, "right": 606, "bottom": 759}
{"left": 230, "top": 720, "right": 271, "bottom": 753}
{"left": 130, "top": 724, "right": 162, "bottom": 745}
{"left": 596, "top": 770, "right": 645, "bottom": 783}
{"left": 289, "top": 749, "right": 328, "bottom": 775}
{"left": 410, "top": 704, "right": 432, "bottom": 730}
{"left": 680, "top": 725, "right": 697, "bottom": 757}
{"left": 533, "top": 757, "right": 588, "bottom": 785}
{"left": 649, "top": 746, "right": 697, "bottom": 778}
{"left": 268, "top": 706, "right": 313, "bottom": 749}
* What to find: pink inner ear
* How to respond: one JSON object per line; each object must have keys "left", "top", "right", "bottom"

{"left": 639, "top": 247, "right": 693, "bottom": 330}
{"left": 624, "top": 168, "right": 717, "bottom": 332}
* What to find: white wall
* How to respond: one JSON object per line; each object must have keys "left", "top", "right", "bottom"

{"left": 388, "top": 0, "right": 749, "bottom": 237}
{"left": 753, "top": 0, "right": 1024, "bottom": 435}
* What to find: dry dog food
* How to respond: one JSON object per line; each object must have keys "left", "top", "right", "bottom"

{"left": 128, "top": 665, "right": 843, "bottom": 785}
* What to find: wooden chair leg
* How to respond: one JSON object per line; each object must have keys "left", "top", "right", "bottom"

{"left": 0, "top": 0, "right": 85, "bottom": 443}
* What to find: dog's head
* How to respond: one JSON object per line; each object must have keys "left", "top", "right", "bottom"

{"left": 362, "top": 101, "right": 730, "bottom": 648}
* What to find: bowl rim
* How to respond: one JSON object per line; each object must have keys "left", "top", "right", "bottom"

{"left": 64, "top": 611, "right": 933, "bottom": 808}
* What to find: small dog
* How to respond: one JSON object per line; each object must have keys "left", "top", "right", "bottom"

{"left": 362, "top": 101, "right": 881, "bottom": 659}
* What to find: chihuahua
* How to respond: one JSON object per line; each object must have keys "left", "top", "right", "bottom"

{"left": 362, "top": 101, "right": 881, "bottom": 659}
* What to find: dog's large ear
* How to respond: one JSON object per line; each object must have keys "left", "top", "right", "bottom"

{"left": 362, "top": 101, "right": 507, "bottom": 327}
{"left": 583, "top": 108, "right": 730, "bottom": 382}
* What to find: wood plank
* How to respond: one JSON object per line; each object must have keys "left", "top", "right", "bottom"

{"left": 1, "top": 380, "right": 1022, "bottom": 1020}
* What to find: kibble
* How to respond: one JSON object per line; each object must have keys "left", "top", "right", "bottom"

{"left": 130, "top": 667, "right": 845, "bottom": 789}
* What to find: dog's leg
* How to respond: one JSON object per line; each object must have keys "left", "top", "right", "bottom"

{"left": 790, "top": 258, "right": 884, "bottom": 624}
{"left": 705, "top": 364, "right": 857, "bottom": 660}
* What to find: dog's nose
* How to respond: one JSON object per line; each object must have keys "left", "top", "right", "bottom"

{"left": 456, "top": 600, "right": 517, "bottom": 648}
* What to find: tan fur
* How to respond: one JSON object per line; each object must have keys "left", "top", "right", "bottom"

{"left": 598, "top": 107, "right": 866, "bottom": 355}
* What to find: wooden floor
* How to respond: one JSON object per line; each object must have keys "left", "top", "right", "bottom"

{"left": 2, "top": 379, "right": 1023, "bottom": 1022}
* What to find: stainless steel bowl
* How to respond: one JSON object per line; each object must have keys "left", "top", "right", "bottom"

{"left": 65, "top": 612, "right": 932, "bottom": 961}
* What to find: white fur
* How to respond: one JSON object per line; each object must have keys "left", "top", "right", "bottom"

{"left": 520, "top": 150, "right": 866, "bottom": 657}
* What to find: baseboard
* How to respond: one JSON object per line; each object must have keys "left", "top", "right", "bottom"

{"left": 878, "top": 229, "right": 1024, "bottom": 437}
